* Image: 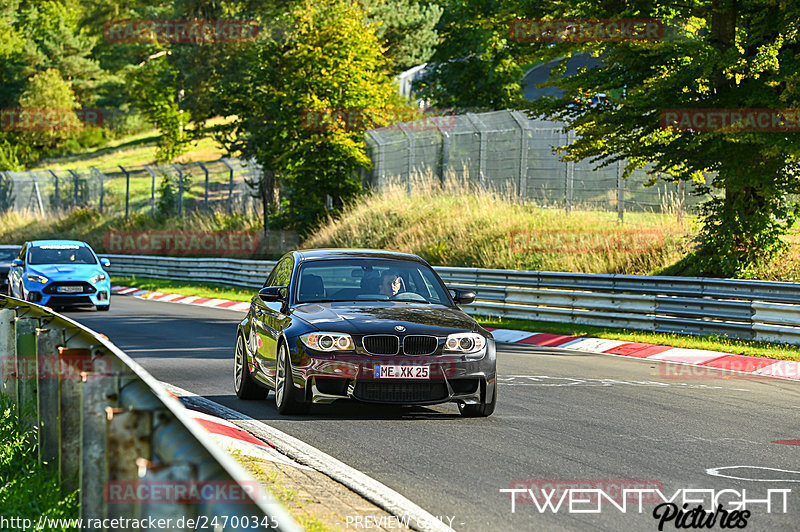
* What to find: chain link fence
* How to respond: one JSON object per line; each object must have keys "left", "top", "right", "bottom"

{"left": 364, "top": 109, "right": 710, "bottom": 217}
{"left": 0, "top": 158, "right": 262, "bottom": 218}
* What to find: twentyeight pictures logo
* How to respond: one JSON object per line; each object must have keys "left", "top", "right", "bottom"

{"left": 103, "top": 19, "right": 260, "bottom": 44}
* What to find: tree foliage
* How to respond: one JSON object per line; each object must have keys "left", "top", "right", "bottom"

{"left": 516, "top": 1, "right": 800, "bottom": 276}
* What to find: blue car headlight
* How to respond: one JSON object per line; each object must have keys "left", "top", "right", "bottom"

{"left": 89, "top": 273, "right": 107, "bottom": 284}
{"left": 27, "top": 273, "right": 49, "bottom": 284}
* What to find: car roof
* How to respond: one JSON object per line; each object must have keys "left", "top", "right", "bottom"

{"left": 28, "top": 240, "right": 90, "bottom": 247}
{"left": 294, "top": 248, "right": 427, "bottom": 263}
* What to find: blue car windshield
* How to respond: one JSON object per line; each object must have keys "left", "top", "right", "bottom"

{"left": 0, "top": 249, "right": 18, "bottom": 261}
{"left": 28, "top": 245, "right": 97, "bottom": 265}
{"left": 295, "top": 258, "right": 452, "bottom": 305}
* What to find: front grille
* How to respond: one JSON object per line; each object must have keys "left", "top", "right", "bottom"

{"left": 353, "top": 382, "right": 448, "bottom": 403}
{"left": 362, "top": 335, "right": 399, "bottom": 355}
{"left": 43, "top": 281, "right": 95, "bottom": 295}
{"left": 46, "top": 295, "right": 93, "bottom": 306}
{"left": 402, "top": 335, "right": 438, "bottom": 355}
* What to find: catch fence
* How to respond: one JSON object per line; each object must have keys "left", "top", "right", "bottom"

{"left": 364, "top": 110, "right": 710, "bottom": 217}
{"left": 0, "top": 158, "right": 262, "bottom": 218}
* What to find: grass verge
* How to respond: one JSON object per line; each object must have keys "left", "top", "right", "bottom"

{"left": 0, "top": 395, "right": 79, "bottom": 530}
{"left": 112, "top": 276, "right": 254, "bottom": 302}
{"left": 111, "top": 276, "right": 800, "bottom": 362}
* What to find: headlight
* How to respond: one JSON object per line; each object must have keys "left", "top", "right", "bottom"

{"left": 444, "top": 333, "right": 486, "bottom": 354}
{"left": 27, "top": 273, "right": 48, "bottom": 284}
{"left": 89, "top": 273, "right": 107, "bottom": 284}
{"left": 300, "top": 332, "right": 355, "bottom": 352}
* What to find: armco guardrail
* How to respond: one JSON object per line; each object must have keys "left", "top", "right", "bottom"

{"left": 103, "top": 254, "right": 800, "bottom": 344}
{"left": 0, "top": 295, "right": 301, "bottom": 532}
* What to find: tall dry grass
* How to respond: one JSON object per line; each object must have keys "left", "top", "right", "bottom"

{"left": 303, "top": 171, "right": 695, "bottom": 274}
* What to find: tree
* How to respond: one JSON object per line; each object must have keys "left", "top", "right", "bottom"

{"left": 17, "top": 68, "right": 82, "bottom": 156}
{"left": 127, "top": 56, "right": 193, "bottom": 162}
{"left": 415, "top": 0, "right": 526, "bottom": 110}
{"left": 362, "top": 0, "right": 443, "bottom": 74}
{"left": 521, "top": 1, "right": 800, "bottom": 276}
{"left": 217, "top": 0, "right": 400, "bottom": 234}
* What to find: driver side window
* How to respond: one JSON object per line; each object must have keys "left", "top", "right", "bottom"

{"left": 269, "top": 257, "right": 293, "bottom": 288}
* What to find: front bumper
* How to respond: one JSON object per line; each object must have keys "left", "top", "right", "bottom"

{"left": 24, "top": 280, "right": 111, "bottom": 307}
{"left": 289, "top": 340, "right": 496, "bottom": 406}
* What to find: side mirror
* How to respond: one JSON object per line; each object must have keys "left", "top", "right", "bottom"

{"left": 259, "top": 285, "right": 286, "bottom": 302}
{"left": 11, "top": 259, "right": 22, "bottom": 267}
{"left": 451, "top": 289, "right": 476, "bottom": 305}
{"left": 100, "top": 258, "right": 111, "bottom": 267}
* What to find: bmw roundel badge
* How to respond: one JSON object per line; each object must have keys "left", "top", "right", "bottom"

{"left": 394, "top": 325, "right": 406, "bottom": 332}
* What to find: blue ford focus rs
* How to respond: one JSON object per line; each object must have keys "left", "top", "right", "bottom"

{"left": 8, "top": 240, "right": 112, "bottom": 311}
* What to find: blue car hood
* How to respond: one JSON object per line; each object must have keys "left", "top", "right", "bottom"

{"left": 30, "top": 264, "right": 105, "bottom": 278}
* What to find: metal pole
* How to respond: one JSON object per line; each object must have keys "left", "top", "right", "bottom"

{"left": 678, "top": 179, "right": 685, "bottom": 224}
{"left": 49, "top": 170, "right": 60, "bottom": 212}
{"left": 119, "top": 165, "right": 130, "bottom": 219}
{"left": 198, "top": 161, "right": 209, "bottom": 210}
{"left": 68, "top": 169, "right": 79, "bottom": 207}
{"left": 510, "top": 111, "right": 530, "bottom": 199}
{"left": 617, "top": 159, "right": 624, "bottom": 224}
{"left": 221, "top": 158, "right": 235, "bottom": 214}
{"left": 91, "top": 167, "right": 104, "bottom": 214}
{"left": 171, "top": 163, "right": 184, "bottom": 217}
{"left": 144, "top": 164, "right": 156, "bottom": 217}
{"left": 565, "top": 131, "right": 574, "bottom": 215}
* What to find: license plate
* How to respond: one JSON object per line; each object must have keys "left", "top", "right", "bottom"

{"left": 57, "top": 286, "right": 83, "bottom": 293}
{"left": 374, "top": 365, "right": 429, "bottom": 379}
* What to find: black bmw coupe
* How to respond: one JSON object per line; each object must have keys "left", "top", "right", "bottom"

{"left": 234, "top": 249, "right": 496, "bottom": 417}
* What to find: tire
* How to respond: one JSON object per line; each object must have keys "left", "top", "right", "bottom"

{"left": 96, "top": 304, "right": 110, "bottom": 311}
{"left": 459, "top": 380, "right": 496, "bottom": 418}
{"left": 275, "top": 341, "right": 309, "bottom": 415}
{"left": 234, "top": 334, "right": 267, "bottom": 400}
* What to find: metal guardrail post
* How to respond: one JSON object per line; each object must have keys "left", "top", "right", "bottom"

{"left": 36, "top": 326, "right": 62, "bottom": 467}
{"left": 59, "top": 346, "right": 83, "bottom": 492}
{"left": 80, "top": 361, "right": 117, "bottom": 527}
{"left": 16, "top": 317, "right": 38, "bottom": 433}
{"left": 0, "top": 308, "right": 17, "bottom": 403}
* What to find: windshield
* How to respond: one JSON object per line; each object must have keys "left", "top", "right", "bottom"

{"left": 296, "top": 258, "right": 452, "bottom": 305}
{"left": 28, "top": 245, "right": 97, "bottom": 265}
{"left": 0, "top": 249, "right": 18, "bottom": 262}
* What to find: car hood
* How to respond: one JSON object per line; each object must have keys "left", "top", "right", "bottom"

{"left": 29, "top": 264, "right": 105, "bottom": 279}
{"left": 292, "top": 301, "right": 481, "bottom": 336}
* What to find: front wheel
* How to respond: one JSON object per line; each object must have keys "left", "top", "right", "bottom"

{"left": 275, "top": 342, "right": 309, "bottom": 415}
{"left": 234, "top": 334, "right": 267, "bottom": 400}
{"left": 459, "top": 380, "right": 496, "bottom": 417}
